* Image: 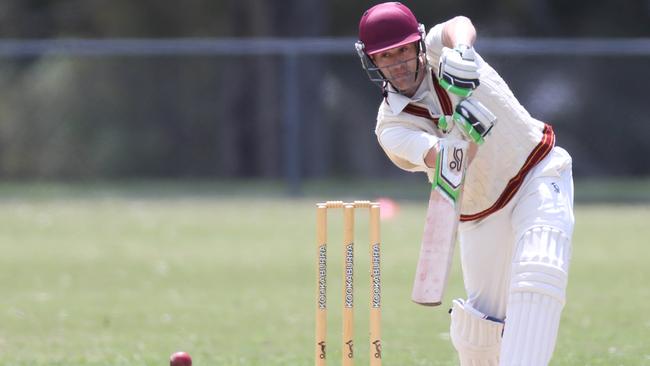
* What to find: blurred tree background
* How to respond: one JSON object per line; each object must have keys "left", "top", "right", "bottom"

{"left": 0, "top": 0, "right": 648, "bottom": 181}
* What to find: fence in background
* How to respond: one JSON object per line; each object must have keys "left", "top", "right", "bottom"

{"left": 0, "top": 38, "right": 648, "bottom": 194}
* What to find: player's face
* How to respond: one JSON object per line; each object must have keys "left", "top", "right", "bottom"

{"left": 372, "top": 42, "right": 422, "bottom": 95}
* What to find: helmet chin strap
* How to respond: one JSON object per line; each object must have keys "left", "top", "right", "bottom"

{"left": 413, "top": 46, "right": 423, "bottom": 82}
{"left": 410, "top": 41, "right": 428, "bottom": 89}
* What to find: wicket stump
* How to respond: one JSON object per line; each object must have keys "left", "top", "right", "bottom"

{"left": 315, "top": 200, "right": 381, "bottom": 366}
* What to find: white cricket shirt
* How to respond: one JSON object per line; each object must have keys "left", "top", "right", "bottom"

{"left": 375, "top": 23, "right": 555, "bottom": 221}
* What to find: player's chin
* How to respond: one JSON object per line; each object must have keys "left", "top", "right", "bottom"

{"left": 390, "top": 75, "right": 418, "bottom": 93}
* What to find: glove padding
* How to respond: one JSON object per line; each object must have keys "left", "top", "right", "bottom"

{"left": 453, "top": 98, "right": 496, "bottom": 145}
{"left": 438, "top": 45, "right": 480, "bottom": 97}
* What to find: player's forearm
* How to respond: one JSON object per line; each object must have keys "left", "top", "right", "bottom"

{"left": 379, "top": 127, "right": 439, "bottom": 168}
{"left": 442, "top": 16, "right": 476, "bottom": 48}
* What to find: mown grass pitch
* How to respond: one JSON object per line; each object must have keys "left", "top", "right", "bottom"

{"left": 0, "top": 185, "right": 648, "bottom": 365}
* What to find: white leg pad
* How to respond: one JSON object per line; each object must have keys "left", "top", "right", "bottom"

{"left": 450, "top": 298, "right": 504, "bottom": 366}
{"left": 500, "top": 227, "right": 571, "bottom": 366}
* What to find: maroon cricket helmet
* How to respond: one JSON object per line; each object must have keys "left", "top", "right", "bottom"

{"left": 358, "top": 2, "right": 422, "bottom": 55}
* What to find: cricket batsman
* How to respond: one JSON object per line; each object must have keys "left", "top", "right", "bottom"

{"left": 355, "top": 2, "right": 574, "bottom": 365}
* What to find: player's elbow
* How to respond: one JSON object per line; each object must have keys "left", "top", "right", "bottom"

{"left": 452, "top": 15, "right": 473, "bottom": 26}
{"left": 442, "top": 16, "right": 477, "bottom": 47}
{"left": 451, "top": 16, "right": 476, "bottom": 34}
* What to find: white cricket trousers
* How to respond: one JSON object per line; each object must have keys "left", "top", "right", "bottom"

{"left": 457, "top": 146, "right": 574, "bottom": 365}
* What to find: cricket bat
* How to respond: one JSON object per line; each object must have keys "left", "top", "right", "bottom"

{"left": 412, "top": 138, "right": 469, "bottom": 306}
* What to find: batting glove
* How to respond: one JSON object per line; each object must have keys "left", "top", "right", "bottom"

{"left": 438, "top": 45, "right": 480, "bottom": 97}
{"left": 452, "top": 97, "right": 496, "bottom": 145}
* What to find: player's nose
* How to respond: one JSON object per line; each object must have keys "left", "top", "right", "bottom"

{"left": 391, "top": 59, "right": 408, "bottom": 71}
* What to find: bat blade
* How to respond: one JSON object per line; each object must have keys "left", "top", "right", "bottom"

{"left": 411, "top": 138, "right": 468, "bottom": 306}
{"left": 411, "top": 187, "right": 461, "bottom": 305}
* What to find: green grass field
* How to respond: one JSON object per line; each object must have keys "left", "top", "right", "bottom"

{"left": 0, "top": 182, "right": 648, "bottom": 365}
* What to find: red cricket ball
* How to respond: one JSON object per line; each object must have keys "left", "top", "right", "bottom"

{"left": 170, "top": 351, "right": 192, "bottom": 366}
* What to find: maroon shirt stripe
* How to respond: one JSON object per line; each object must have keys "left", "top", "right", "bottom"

{"left": 401, "top": 71, "right": 454, "bottom": 124}
{"left": 431, "top": 72, "right": 454, "bottom": 115}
